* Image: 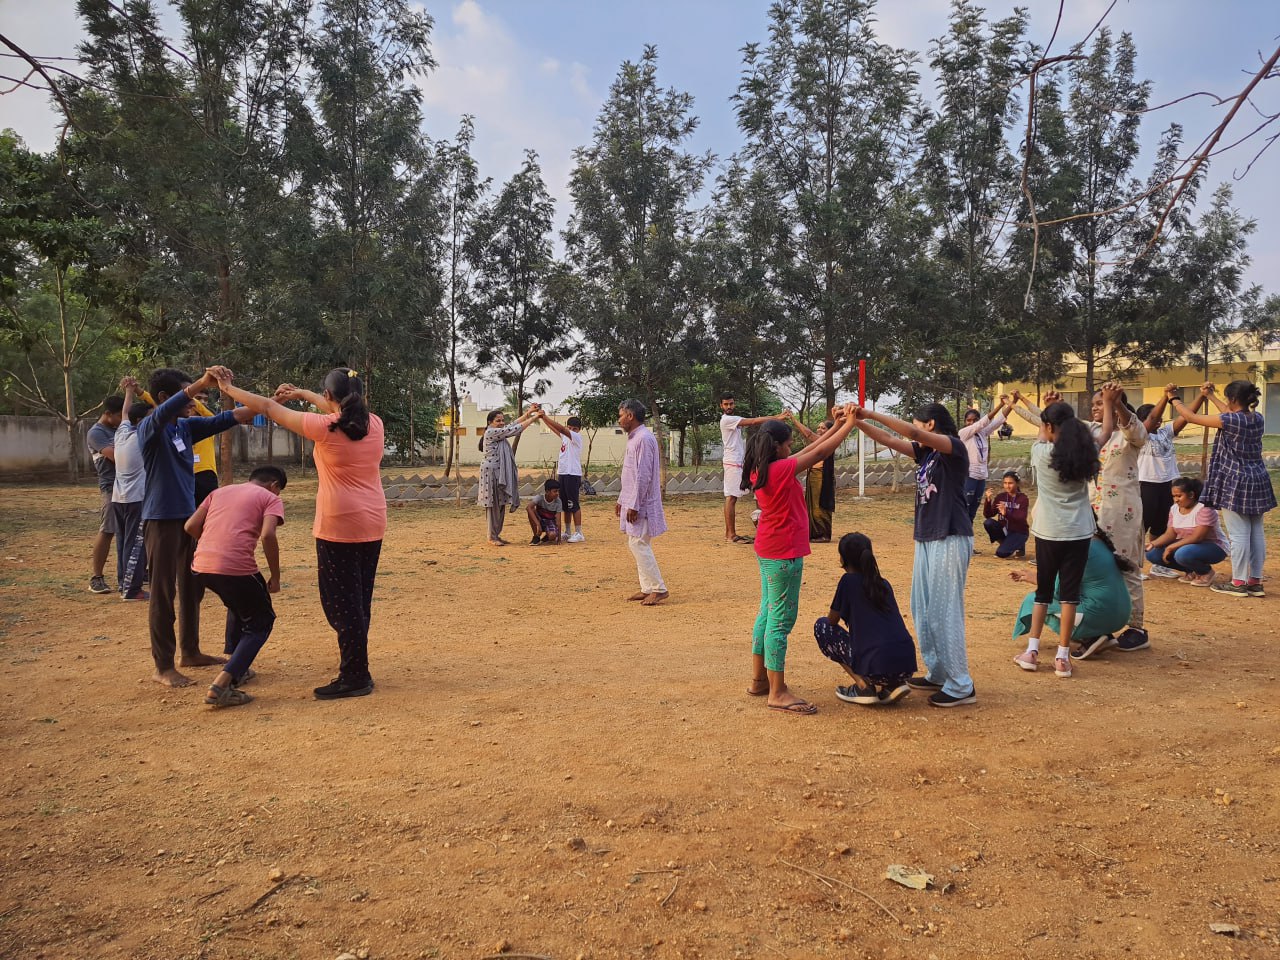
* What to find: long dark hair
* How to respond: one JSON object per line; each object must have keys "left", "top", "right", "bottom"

{"left": 838, "top": 532, "right": 891, "bottom": 612}
{"left": 741, "top": 419, "right": 792, "bottom": 492}
{"left": 915, "top": 401, "right": 959, "bottom": 437}
{"left": 324, "top": 368, "right": 370, "bottom": 441}
{"left": 480, "top": 409, "right": 505, "bottom": 451}
{"left": 1093, "top": 527, "right": 1135, "bottom": 573}
{"left": 1042, "top": 402, "right": 1100, "bottom": 483}
{"left": 1224, "top": 379, "right": 1261, "bottom": 410}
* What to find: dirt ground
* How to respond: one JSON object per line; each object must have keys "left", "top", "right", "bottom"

{"left": 1, "top": 478, "right": 1278, "bottom": 960}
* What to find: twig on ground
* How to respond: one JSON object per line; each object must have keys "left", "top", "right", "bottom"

{"left": 660, "top": 877, "right": 680, "bottom": 907}
{"left": 633, "top": 867, "right": 680, "bottom": 875}
{"left": 235, "top": 876, "right": 293, "bottom": 915}
{"left": 194, "top": 885, "right": 233, "bottom": 904}
{"left": 479, "top": 955, "right": 552, "bottom": 960}
{"left": 955, "top": 816, "right": 979, "bottom": 830}
{"left": 779, "top": 859, "right": 903, "bottom": 925}
{"left": 1072, "top": 841, "right": 1118, "bottom": 864}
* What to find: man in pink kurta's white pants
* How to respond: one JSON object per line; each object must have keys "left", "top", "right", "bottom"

{"left": 616, "top": 399, "right": 669, "bottom": 605}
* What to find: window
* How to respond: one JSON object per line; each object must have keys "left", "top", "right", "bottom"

{"left": 475, "top": 427, "right": 484, "bottom": 436}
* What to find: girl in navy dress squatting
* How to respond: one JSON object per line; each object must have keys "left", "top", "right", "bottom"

{"left": 814, "top": 532, "right": 918, "bottom": 706}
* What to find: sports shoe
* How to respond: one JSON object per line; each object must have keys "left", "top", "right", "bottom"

{"left": 928, "top": 688, "right": 976, "bottom": 708}
{"left": 89, "top": 575, "right": 111, "bottom": 594}
{"left": 567, "top": 532, "right": 585, "bottom": 543}
{"left": 1247, "top": 583, "right": 1265, "bottom": 598}
{"left": 906, "top": 676, "right": 943, "bottom": 691}
{"left": 1012, "top": 650, "right": 1039, "bottom": 672}
{"left": 835, "top": 683, "right": 880, "bottom": 705}
{"left": 1210, "top": 581, "right": 1249, "bottom": 598}
{"left": 205, "top": 684, "right": 253, "bottom": 708}
{"left": 314, "top": 676, "right": 374, "bottom": 700}
{"left": 1113, "top": 628, "right": 1150, "bottom": 652}
{"left": 1054, "top": 657, "right": 1072, "bottom": 678}
{"left": 121, "top": 590, "right": 150, "bottom": 601}
{"left": 1071, "top": 634, "right": 1116, "bottom": 660}
{"left": 530, "top": 534, "right": 542, "bottom": 545}
{"left": 878, "top": 683, "right": 911, "bottom": 703}
{"left": 1148, "top": 564, "right": 1179, "bottom": 579}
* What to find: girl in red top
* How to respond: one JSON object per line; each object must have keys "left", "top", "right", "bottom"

{"left": 742, "top": 405, "right": 857, "bottom": 715}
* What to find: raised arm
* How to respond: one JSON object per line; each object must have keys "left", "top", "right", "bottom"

{"left": 851, "top": 408, "right": 914, "bottom": 457}
{"left": 214, "top": 373, "right": 311, "bottom": 436}
{"left": 1143, "top": 394, "right": 1169, "bottom": 434}
{"left": 275, "top": 383, "right": 337, "bottom": 414}
{"left": 792, "top": 406, "right": 856, "bottom": 471}
{"left": 783, "top": 410, "right": 818, "bottom": 443}
{"left": 539, "top": 410, "right": 572, "bottom": 439}
{"left": 1165, "top": 383, "right": 1223, "bottom": 430}
{"left": 858, "top": 406, "right": 956, "bottom": 455}
{"left": 1202, "top": 382, "right": 1229, "bottom": 414}
{"left": 1011, "top": 389, "right": 1042, "bottom": 426}
{"left": 1171, "top": 392, "right": 1206, "bottom": 435}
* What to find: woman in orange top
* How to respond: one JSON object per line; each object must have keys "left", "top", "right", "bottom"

{"left": 214, "top": 368, "right": 387, "bottom": 700}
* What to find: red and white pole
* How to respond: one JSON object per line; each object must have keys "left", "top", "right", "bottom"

{"left": 857, "top": 359, "right": 866, "bottom": 497}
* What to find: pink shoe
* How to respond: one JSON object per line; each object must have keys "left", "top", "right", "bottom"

{"left": 1013, "top": 650, "right": 1039, "bottom": 672}
{"left": 1055, "top": 657, "right": 1072, "bottom": 678}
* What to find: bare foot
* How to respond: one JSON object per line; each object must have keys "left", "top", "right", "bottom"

{"left": 179, "top": 653, "right": 227, "bottom": 667}
{"left": 641, "top": 591, "right": 669, "bottom": 606}
{"left": 488, "top": 539, "right": 506, "bottom": 547}
{"left": 626, "top": 592, "right": 647, "bottom": 601}
{"left": 746, "top": 678, "right": 769, "bottom": 696}
{"left": 152, "top": 668, "right": 193, "bottom": 688}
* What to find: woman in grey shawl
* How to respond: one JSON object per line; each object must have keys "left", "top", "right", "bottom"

{"left": 479, "top": 406, "right": 540, "bottom": 545}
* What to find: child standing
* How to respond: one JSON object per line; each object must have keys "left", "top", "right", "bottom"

{"left": 526, "top": 479, "right": 562, "bottom": 544}
{"left": 111, "top": 376, "right": 151, "bottom": 600}
{"left": 540, "top": 411, "right": 587, "bottom": 542}
{"left": 138, "top": 366, "right": 253, "bottom": 688}
{"left": 742, "top": 406, "right": 857, "bottom": 715}
{"left": 814, "top": 533, "right": 918, "bottom": 706}
{"left": 1167, "top": 381, "right": 1276, "bottom": 597}
{"left": 1012, "top": 400, "right": 1100, "bottom": 678}
{"left": 186, "top": 466, "right": 286, "bottom": 707}
{"left": 850, "top": 403, "right": 976, "bottom": 707}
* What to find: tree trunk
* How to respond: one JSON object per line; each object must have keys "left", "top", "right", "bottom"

{"left": 55, "top": 269, "right": 79, "bottom": 482}
{"left": 408, "top": 383, "right": 416, "bottom": 464}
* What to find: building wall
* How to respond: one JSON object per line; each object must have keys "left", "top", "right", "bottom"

{"left": 995, "top": 340, "right": 1280, "bottom": 437}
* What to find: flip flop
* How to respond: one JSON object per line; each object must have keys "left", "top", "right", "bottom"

{"left": 731, "top": 535, "right": 755, "bottom": 544}
{"left": 768, "top": 700, "right": 817, "bottom": 715}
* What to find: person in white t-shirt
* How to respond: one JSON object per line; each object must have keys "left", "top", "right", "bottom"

{"left": 540, "top": 410, "right": 587, "bottom": 542}
{"left": 719, "top": 394, "right": 773, "bottom": 543}
{"left": 112, "top": 376, "right": 152, "bottom": 600}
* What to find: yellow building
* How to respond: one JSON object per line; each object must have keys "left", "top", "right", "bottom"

{"left": 995, "top": 336, "right": 1280, "bottom": 437}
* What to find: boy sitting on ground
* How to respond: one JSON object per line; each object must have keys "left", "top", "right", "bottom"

{"left": 526, "top": 479, "right": 562, "bottom": 545}
{"left": 185, "top": 465, "right": 287, "bottom": 708}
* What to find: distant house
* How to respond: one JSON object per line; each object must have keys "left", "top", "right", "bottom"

{"left": 440, "top": 398, "right": 631, "bottom": 467}
{"left": 995, "top": 335, "right": 1280, "bottom": 437}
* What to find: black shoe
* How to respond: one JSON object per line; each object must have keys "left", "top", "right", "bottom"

{"left": 928, "top": 687, "right": 976, "bottom": 708}
{"left": 835, "top": 683, "right": 880, "bottom": 705}
{"left": 1071, "top": 633, "right": 1117, "bottom": 661}
{"left": 1246, "top": 583, "right": 1265, "bottom": 598}
{"left": 314, "top": 676, "right": 374, "bottom": 699}
{"left": 530, "top": 534, "right": 542, "bottom": 545}
{"left": 906, "top": 676, "right": 943, "bottom": 691}
{"left": 1113, "top": 628, "right": 1150, "bottom": 652}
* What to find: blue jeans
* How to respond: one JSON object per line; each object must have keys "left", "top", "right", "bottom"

{"left": 1221, "top": 510, "right": 1266, "bottom": 582}
{"left": 1145, "top": 543, "right": 1226, "bottom": 575}
{"left": 963, "top": 477, "right": 986, "bottom": 523}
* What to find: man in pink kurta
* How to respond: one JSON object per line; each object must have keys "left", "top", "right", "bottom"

{"left": 616, "top": 399, "right": 668, "bottom": 605}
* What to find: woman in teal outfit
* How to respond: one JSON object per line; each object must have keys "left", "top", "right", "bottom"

{"left": 1010, "top": 531, "right": 1133, "bottom": 658}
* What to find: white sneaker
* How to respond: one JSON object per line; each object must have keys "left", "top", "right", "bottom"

{"left": 1148, "top": 564, "right": 1179, "bottom": 579}
{"left": 567, "top": 532, "right": 585, "bottom": 543}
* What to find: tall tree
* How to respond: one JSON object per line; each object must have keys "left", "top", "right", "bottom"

{"left": 918, "top": 0, "right": 1029, "bottom": 393}
{"left": 736, "top": 0, "right": 926, "bottom": 408}
{"left": 564, "top": 45, "right": 712, "bottom": 435}
{"left": 432, "top": 116, "right": 487, "bottom": 477}
{"left": 465, "top": 149, "right": 567, "bottom": 452}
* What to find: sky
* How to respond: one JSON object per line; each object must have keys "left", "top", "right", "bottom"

{"left": 2, "top": 0, "right": 1277, "bottom": 409}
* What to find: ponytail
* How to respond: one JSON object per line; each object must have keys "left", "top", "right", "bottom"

{"left": 323, "top": 368, "right": 370, "bottom": 441}
{"left": 741, "top": 419, "right": 792, "bottom": 492}
{"left": 1093, "top": 528, "right": 1135, "bottom": 573}
{"left": 837, "top": 532, "right": 890, "bottom": 612}
{"left": 1042, "top": 402, "right": 1100, "bottom": 484}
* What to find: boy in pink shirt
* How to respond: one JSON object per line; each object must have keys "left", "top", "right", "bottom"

{"left": 185, "top": 466, "right": 286, "bottom": 707}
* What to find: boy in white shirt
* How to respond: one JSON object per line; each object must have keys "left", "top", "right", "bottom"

{"left": 540, "top": 411, "right": 586, "bottom": 542}
{"left": 719, "top": 394, "right": 772, "bottom": 543}
{"left": 111, "top": 376, "right": 151, "bottom": 600}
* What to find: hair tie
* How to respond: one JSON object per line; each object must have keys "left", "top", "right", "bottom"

{"left": 348, "top": 369, "right": 358, "bottom": 378}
